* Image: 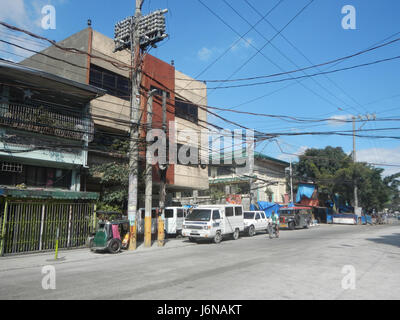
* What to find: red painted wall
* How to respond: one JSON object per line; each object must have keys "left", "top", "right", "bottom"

{"left": 140, "top": 54, "right": 175, "bottom": 186}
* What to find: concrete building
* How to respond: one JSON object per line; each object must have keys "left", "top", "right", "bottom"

{"left": 20, "top": 27, "right": 209, "bottom": 206}
{"left": 208, "top": 152, "right": 289, "bottom": 209}
{"left": 0, "top": 60, "right": 103, "bottom": 255}
{"left": 0, "top": 60, "right": 104, "bottom": 191}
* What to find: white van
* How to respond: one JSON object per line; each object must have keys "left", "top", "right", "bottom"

{"left": 138, "top": 208, "right": 158, "bottom": 234}
{"left": 164, "top": 207, "right": 188, "bottom": 236}
{"left": 182, "top": 205, "right": 244, "bottom": 243}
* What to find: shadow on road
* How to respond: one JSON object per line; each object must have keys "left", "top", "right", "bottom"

{"left": 366, "top": 233, "right": 400, "bottom": 248}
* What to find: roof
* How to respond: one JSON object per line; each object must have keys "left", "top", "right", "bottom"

{"left": 0, "top": 60, "right": 105, "bottom": 104}
{"left": 209, "top": 150, "right": 289, "bottom": 167}
{"left": 0, "top": 187, "right": 99, "bottom": 200}
{"left": 254, "top": 152, "right": 289, "bottom": 166}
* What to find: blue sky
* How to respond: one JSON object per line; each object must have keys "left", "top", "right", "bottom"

{"left": 1, "top": 0, "right": 400, "bottom": 175}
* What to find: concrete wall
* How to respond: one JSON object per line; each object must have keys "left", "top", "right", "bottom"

{"left": 174, "top": 70, "right": 208, "bottom": 190}
{"left": 20, "top": 28, "right": 90, "bottom": 84}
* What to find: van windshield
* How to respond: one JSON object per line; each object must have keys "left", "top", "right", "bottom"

{"left": 244, "top": 212, "right": 255, "bottom": 219}
{"left": 185, "top": 209, "right": 211, "bottom": 221}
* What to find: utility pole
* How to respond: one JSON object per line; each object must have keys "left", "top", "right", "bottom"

{"left": 127, "top": 0, "right": 144, "bottom": 251}
{"left": 290, "top": 160, "right": 294, "bottom": 203}
{"left": 158, "top": 90, "right": 167, "bottom": 247}
{"left": 144, "top": 89, "right": 157, "bottom": 247}
{"left": 352, "top": 116, "right": 359, "bottom": 209}
{"left": 113, "top": 1, "right": 168, "bottom": 250}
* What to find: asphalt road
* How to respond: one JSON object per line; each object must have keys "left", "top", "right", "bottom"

{"left": 0, "top": 223, "right": 399, "bottom": 300}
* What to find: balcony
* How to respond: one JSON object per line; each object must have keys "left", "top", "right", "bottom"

{"left": 0, "top": 102, "right": 94, "bottom": 141}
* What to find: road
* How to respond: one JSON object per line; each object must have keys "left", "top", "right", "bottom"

{"left": 0, "top": 223, "right": 399, "bottom": 300}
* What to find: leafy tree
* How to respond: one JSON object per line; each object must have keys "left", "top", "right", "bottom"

{"left": 291, "top": 146, "right": 391, "bottom": 211}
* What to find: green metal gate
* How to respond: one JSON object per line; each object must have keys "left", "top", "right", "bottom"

{"left": 1, "top": 202, "right": 96, "bottom": 255}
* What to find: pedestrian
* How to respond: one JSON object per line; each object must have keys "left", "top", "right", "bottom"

{"left": 269, "top": 210, "right": 279, "bottom": 238}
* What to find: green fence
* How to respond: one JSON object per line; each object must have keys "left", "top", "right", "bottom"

{"left": 0, "top": 201, "right": 96, "bottom": 255}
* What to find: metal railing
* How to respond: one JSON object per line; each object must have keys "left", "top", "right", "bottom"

{"left": 0, "top": 102, "right": 94, "bottom": 141}
{"left": 0, "top": 201, "right": 96, "bottom": 255}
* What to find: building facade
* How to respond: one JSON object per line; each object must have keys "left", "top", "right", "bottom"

{"left": 208, "top": 152, "right": 289, "bottom": 209}
{"left": 0, "top": 60, "right": 103, "bottom": 255}
{"left": 20, "top": 27, "right": 209, "bottom": 206}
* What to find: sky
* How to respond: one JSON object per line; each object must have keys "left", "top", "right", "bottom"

{"left": 1, "top": 0, "right": 400, "bottom": 175}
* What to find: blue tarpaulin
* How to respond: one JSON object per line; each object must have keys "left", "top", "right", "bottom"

{"left": 296, "top": 184, "right": 315, "bottom": 203}
{"left": 251, "top": 201, "right": 283, "bottom": 217}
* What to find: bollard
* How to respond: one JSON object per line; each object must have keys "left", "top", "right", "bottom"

{"left": 54, "top": 227, "right": 59, "bottom": 260}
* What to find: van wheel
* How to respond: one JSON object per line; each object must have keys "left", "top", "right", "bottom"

{"left": 214, "top": 231, "right": 222, "bottom": 244}
{"left": 289, "top": 222, "right": 295, "bottom": 230}
{"left": 248, "top": 225, "right": 256, "bottom": 237}
{"left": 108, "top": 239, "right": 121, "bottom": 254}
{"left": 232, "top": 228, "right": 240, "bottom": 240}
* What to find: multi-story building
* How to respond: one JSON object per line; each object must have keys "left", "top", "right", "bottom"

{"left": 20, "top": 27, "right": 209, "bottom": 207}
{"left": 0, "top": 60, "right": 104, "bottom": 255}
{"left": 208, "top": 152, "right": 290, "bottom": 209}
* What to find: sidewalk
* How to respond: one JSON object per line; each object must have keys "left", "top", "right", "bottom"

{"left": 0, "top": 237, "right": 195, "bottom": 272}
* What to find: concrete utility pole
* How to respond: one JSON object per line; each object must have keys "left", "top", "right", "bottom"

{"left": 127, "top": 0, "right": 144, "bottom": 251}
{"left": 144, "top": 89, "right": 157, "bottom": 247}
{"left": 352, "top": 116, "right": 359, "bottom": 209}
{"left": 158, "top": 90, "right": 167, "bottom": 247}
{"left": 290, "top": 160, "right": 294, "bottom": 203}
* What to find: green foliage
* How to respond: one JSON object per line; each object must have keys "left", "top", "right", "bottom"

{"left": 292, "top": 146, "right": 392, "bottom": 211}
{"left": 89, "top": 162, "right": 129, "bottom": 212}
{"left": 265, "top": 187, "right": 273, "bottom": 202}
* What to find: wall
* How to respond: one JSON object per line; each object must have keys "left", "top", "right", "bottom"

{"left": 174, "top": 70, "right": 208, "bottom": 190}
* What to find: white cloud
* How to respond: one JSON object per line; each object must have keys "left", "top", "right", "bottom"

{"left": 327, "top": 114, "right": 353, "bottom": 127}
{"left": 357, "top": 146, "right": 400, "bottom": 176}
{"left": 0, "top": 0, "right": 30, "bottom": 28}
{"left": 232, "top": 37, "right": 254, "bottom": 51}
{"left": 197, "top": 47, "right": 213, "bottom": 61}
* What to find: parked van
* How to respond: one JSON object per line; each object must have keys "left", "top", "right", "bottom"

{"left": 138, "top": 208, "right": 159, "bottom": 234}
{"left": 182, "top": 204, "right": 244, "bottom": 243}
{"left": 164, "top": 207, "right": 188, "bottom": 236}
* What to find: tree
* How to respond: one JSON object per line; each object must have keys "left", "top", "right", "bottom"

{"left": 292, "top": 146, "right": 391, "bottom": 211}
{"left": 383, "top": 172, "right": 400, "bottom": 211}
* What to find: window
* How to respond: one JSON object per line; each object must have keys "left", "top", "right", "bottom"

{"left": 235, "top": 207, "right": 243, "bottom": 216}
{"left": 225, "top": 207, "right": 234, "bottom": 217}
{"left": 212, "top": 210, "right": 221, "bottom": 220}
{"left": 216, "top": 166, "right": 232, "bottom": 176}
{"left": 175, "top": 98, "right": 198, "bottom": 123}
{"left": 165, "top": 209, "right": 174, "bottom": 218}
{"left": 244, "top": 212, "right": 255, "bottom": 219}
{"left": 89, "top": 64, "right": 130, "bottom": 100}
{"left": 186, "top": 209, "right": 211, "bottom": 221}
{"left": 255, "top": 213, "right": 260, "bottom": 220}
{"left": 0, "top": 164, "right": 71, "bottom": 189}
{"left": 177, "top": 209, "right": 184, "bottom": 218}
{"left": 260, "top": 212, "right": 266, "bottom": 219}
{"left": 152, "top": 209, "right": 157, "bottom": 219}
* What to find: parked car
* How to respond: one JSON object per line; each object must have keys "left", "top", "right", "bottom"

{"left": 182, "top": 204, "right": 244, "bottom": 243}
{"left": 164, "top": 207, "right": 188, "bottom": 236}
{"left": 243, "top": 210, "right": 270, "bottom": 236}
{"left": 279, "top": 207, "right": 312, "bottom": 230}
